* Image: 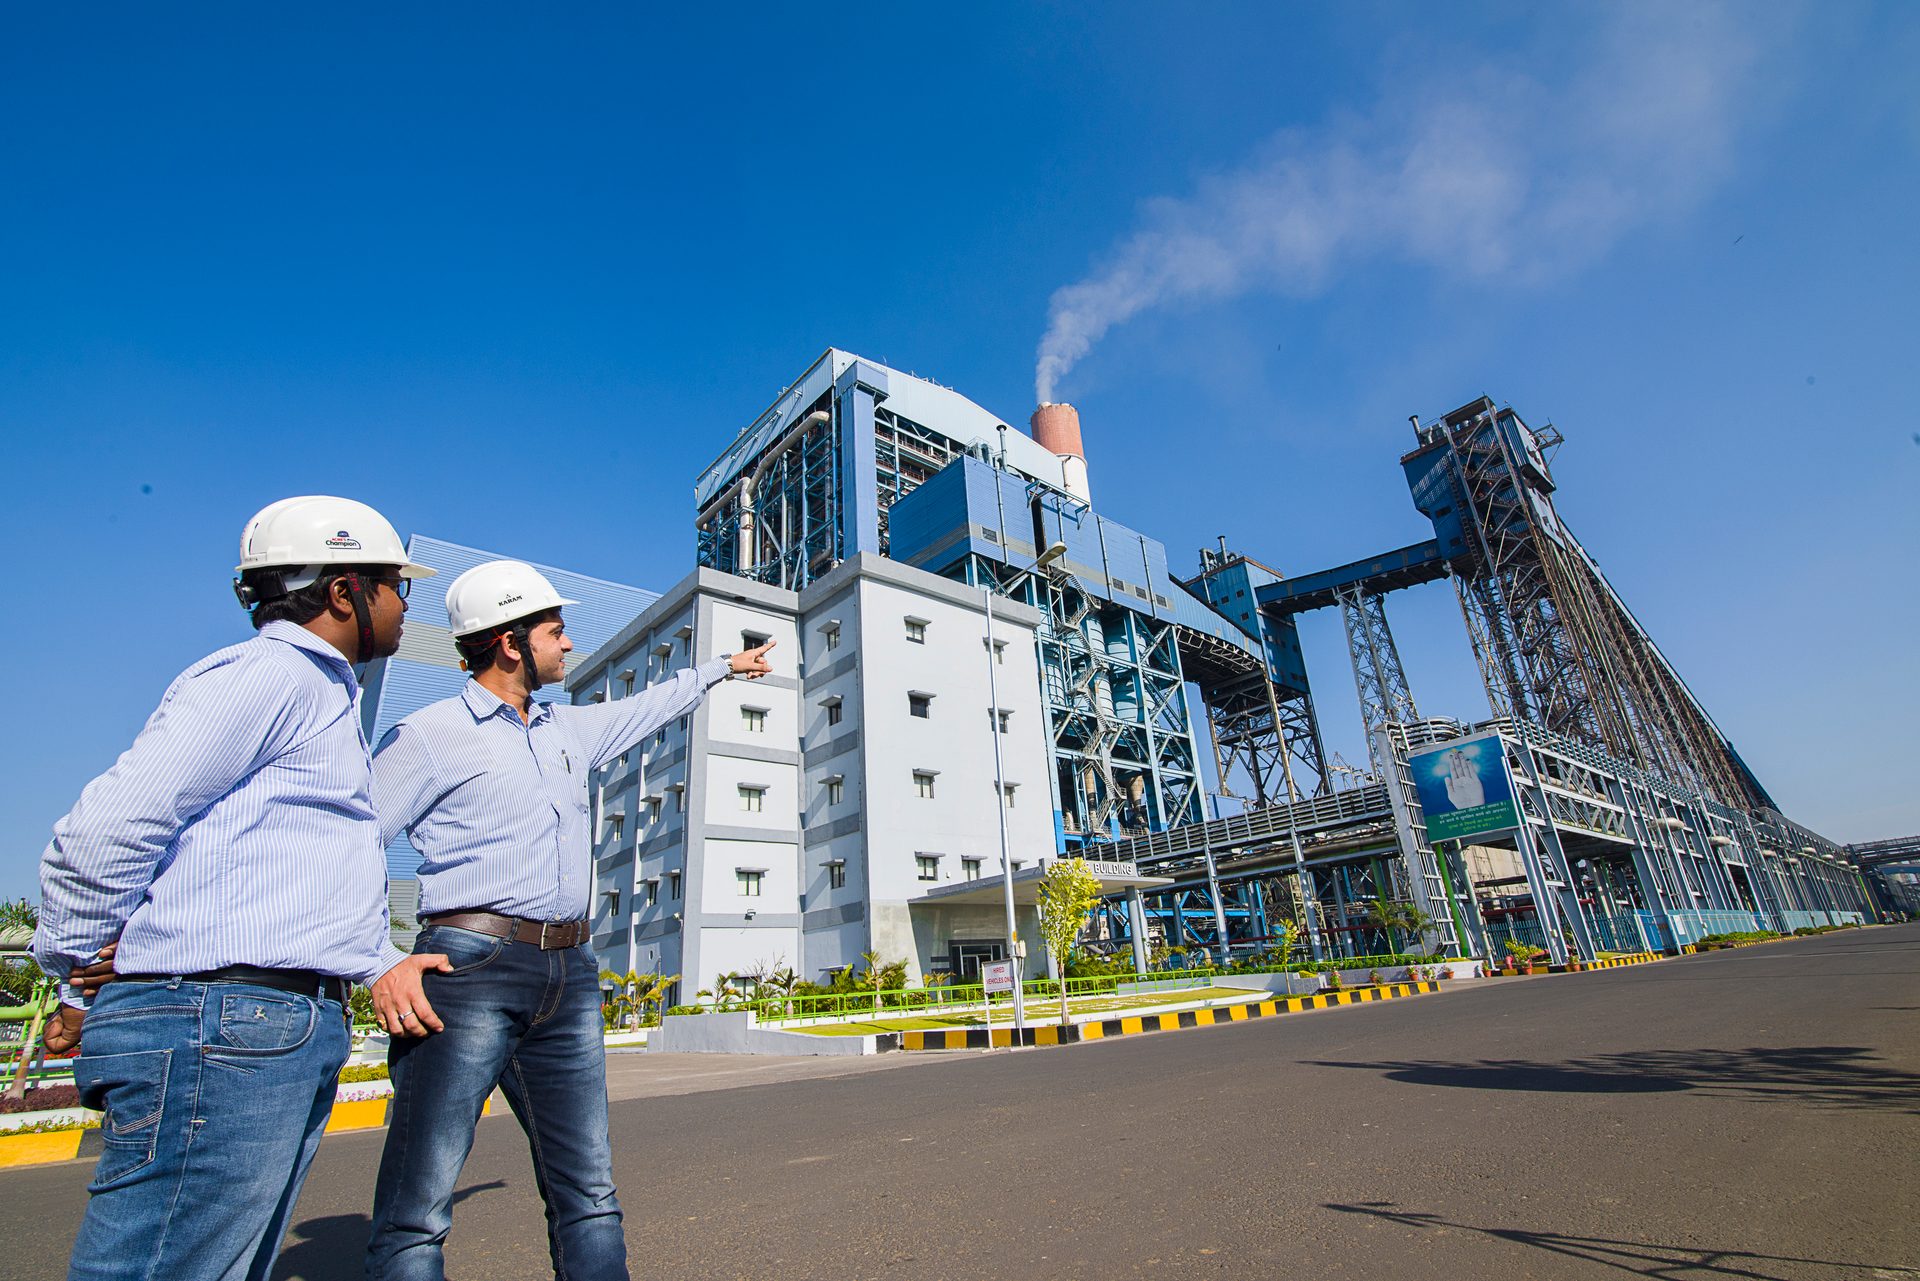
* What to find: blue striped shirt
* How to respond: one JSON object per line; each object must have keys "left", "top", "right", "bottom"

{"left": 34, "top": 622, "right": 408, "bottom": 1005}
{"left": 373, "top": 658, "right": 730, "bottom": 922}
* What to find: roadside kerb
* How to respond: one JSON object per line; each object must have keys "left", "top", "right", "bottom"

{"left": 898, "top": 981, "right": 1440, "bottom": 1051}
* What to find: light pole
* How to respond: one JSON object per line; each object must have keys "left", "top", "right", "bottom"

{"left": 986, "top": 538, "right": 1066, "bottom": 1037}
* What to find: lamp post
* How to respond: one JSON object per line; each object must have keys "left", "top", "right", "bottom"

{"left": 985, "top": 538, "right": 1067, "bottom": 1036}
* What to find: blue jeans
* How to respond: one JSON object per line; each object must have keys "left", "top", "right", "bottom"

{"left": 65, "top": 979, "right": 350, "bottom": 1281}
{"left": 365, "top": 926, "right": 624, "bottom": 1281}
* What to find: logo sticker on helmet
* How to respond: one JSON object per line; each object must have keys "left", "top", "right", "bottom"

{"left": 325, "top": 530, "right": 363, "bottom": 550}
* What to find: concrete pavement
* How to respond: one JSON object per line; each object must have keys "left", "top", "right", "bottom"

{"left": 5, "top": 924, "right": 1915, "bottom": 1280}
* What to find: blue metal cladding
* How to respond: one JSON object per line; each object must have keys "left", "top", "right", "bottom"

{"left": 360, "top": 535, "right": 657, "bottom": 881}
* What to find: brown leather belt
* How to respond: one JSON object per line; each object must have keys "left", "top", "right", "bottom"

{"left": 424, "top": 911, "right": 591, "bottom": 951}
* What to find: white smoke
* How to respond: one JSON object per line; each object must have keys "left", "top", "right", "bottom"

{"left": 1034, "top": 2, "right": 1793, "bottom": 404}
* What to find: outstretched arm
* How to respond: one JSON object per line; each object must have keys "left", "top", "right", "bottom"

{"left": 572, "top": 641, "right": 777, "bottom": 770}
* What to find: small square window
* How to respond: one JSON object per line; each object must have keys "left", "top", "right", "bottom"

{"left": 991, "top": 708, "right": 1012, "bottom": 733}
{"left": 826, "top": 778, "right": 844, "bottom": 806}
{"left": 914, "top": 772, "right": 936, "bottom": 799}
{"left": 962, "top": 857, "right": 983, "bottom": 880}
{"left": 737, "top": 870, "right": 763, "bottom": 897}
{"left": 828, "top": 862, "right": 847, "bottom": 890}
{"left": 824, "top": 698, "right": 843, "bottom": 727}
{"left": 742, "top": 630, "right": 769, "bottom": 651}
{"left": 645, "top": 796, "right": 661, "bottom": 822}
{"left": 739, "top": 785, "right": 765, "bottom": 813}
{"left": 999, "top": 783, "right": 1017, "bottom": 808}
{"left": 741, "top": 707, "right": 767, "bottom": 733}
{"left": 645, "top": 879, "right": 659, "bottom": 906}
{"left": 605, "top": 813, "right": 625, "bottom": 840}
{"left": 909, "top": 694, "right": 931, "bottom": 719}
{"left": 984, "top": 638, "right": 1007, "bottom": 664}
{"left": 824, "top": 624, "right": 841, "bottom": 652}
{"left": 668, "top": 871, "right": 682, "bottom": 899}
{"left": 915, "top": 856, "right": 939, "bottom": 882}
{"left": 672, "top": 786, "right": 685, "bottom": 812}
{"left": 905, "top": 619, "right": 927, "bottom": 644}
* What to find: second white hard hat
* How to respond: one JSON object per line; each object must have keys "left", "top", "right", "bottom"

{"left": 445, "top": 560, "right": 578, "bottom": 639}
{"left": 235, "top": 496, "right": 435, "bottom": 595}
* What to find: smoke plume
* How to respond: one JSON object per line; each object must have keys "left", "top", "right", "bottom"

{"left": 1035, "top": 3, "right": 1792, "bottom": 404}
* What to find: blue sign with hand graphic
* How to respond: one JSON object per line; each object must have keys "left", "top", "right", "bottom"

{"left": 1409, "top": 734, "right": 1518, "bottom": 843}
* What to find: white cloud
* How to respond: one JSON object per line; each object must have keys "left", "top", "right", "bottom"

{"left": 1034, "top": 2, "right": 1795, "bottom": 403}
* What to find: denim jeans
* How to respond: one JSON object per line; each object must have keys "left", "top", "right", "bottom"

{"left": 65, "top": 979, "right": 350, "bottom": 1281}
{"left": 365, "top": 926, "right": 624, "bottom": 1281}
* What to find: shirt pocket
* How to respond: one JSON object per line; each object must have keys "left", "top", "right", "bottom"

{"left": 73, "top": 1048, "right": 172, "bottom": 1190}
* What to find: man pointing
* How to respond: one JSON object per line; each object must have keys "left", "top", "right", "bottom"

{"left": 365, "top": 560, "right": 773, "bottom": 1281}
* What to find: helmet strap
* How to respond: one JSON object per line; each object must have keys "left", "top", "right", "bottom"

{"left": 513, "top": 621, "right": 540, "bottom": 699}
{"left": 341, "top": 571, "right": 376, "bottom": 665}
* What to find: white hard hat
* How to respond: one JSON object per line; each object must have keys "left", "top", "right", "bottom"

{"left": 445, "top": 560, "right": 578, "bottom": 639}
{"left": 234, "top": 496, "right": 434, "bottom": 603}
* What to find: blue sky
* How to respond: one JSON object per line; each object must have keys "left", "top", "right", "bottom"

{"left": 6, "top": 3, "right": 1917, "bottom": 898}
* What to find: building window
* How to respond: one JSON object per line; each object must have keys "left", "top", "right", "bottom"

{"left": 823, "top": 623, "right": 840, "bottom": 652}
{"left": 914, "top": 772, "right": 936, "bottom": 799}
{"left": 962, "top": 857, "right": 983, "bottom": 879}
{"left": 741, "top": 707, "right": 767, "bottom": 733}
{"left": 984, "top": 638, "right": 1006, "bottom": 664}
{"left": 916, "top": 856, "right": 939, "bottom": 882}
{"left": 645, "top": 796, "right": 661, "bottom": 822}
{"left": 620, "top": 669, "right": 636, "bottom": 697}
{"left": 605, "top": 813, "right": 624, "bottom": 841}
{"left": 1000, "top": 784, "right": 1017, "bottom": 808}
{"left": 824, "top": 697, "right": 843, "bottom": 727}
{"left": 905, "top": 618, "right": 927, "bottom": 644}
{"left": 826, "top": 777, "right": 844, "bottom": 806}
{"left": 645, "top": 879, "right": 659, "bottom": 907}
{"left": 827, "top": 861, "right": 846, "bottom": 890}
{"left": 991, "top": 708, "right": 1012, "bottom": 733}
{"left": 737, "top": 870, "right": 763, "bottom": 897}
{"left": 672, "top": 785, "right": 685, "bottom": 812}
{"left": 739, "top": 785, "right": 765, "bottom": 813}
{"left": 742, "top": 630, "right": 769, "bottom": 652}
{"left": 668, "top": 871, "right": 682, "bottom": 900}
{"left": 909, "top": 693, "right": 932, "bottom": 719}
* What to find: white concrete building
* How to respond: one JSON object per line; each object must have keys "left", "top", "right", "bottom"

{"left": 569, "top": 552, "right": 1053, "bottom": 1001}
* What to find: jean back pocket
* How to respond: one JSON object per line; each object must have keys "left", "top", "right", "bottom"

{"left": 73, "top": 1048, "right": 172, "bottom": 1189}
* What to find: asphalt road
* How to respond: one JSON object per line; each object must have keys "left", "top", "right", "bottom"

{"left": 6, "top": 925, "right": 1916, "bottom": 1281}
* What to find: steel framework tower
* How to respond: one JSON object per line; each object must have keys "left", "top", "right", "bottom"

{"left": 1401, "top": 397, "right": 1770, "bottom": 809}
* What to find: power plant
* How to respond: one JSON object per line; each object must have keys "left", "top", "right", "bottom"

{"left": 572, "top": 350, "right": 1872, "bottom": 992}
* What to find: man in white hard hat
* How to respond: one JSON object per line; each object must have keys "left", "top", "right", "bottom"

{"left": 364, "top": 560, "right": 773, "bottom": 1281}
{"left": 34, "top": 496, "right": 452, "bottom": 1281}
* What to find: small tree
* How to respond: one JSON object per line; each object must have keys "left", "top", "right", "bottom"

{"left": 1036, "top": 860, "right": 1104, "bottom": 1025}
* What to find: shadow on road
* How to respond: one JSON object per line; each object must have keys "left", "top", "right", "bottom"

{"left": 1308, "top": 1045, "right": 1920, "bottom": 1113}
{"left": 272, "top": 1181, "right": 507, "bottom": 1281}
{"left": 1324, "top": 1202, "right": 1919, "bottom": 1278}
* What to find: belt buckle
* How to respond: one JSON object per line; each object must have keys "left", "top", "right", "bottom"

{"left": 540, "top": 920, "right": 559, "bottom": 950}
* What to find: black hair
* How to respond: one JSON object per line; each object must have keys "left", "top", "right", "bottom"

{"left": 246, "top": 565, "right": 390, "bottom": 631}
{"left": 457, "top": 607, "right": 562, "bottom": 676}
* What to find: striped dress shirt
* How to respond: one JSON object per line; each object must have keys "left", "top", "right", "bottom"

{"left": 34, "top": 621, "right": 409, "bottom": 1006}
{"left": 373, "top": 657, "right": 730, "bottom": 922}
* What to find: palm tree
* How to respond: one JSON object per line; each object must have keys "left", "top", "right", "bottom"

{"left": 858, "top": 949, "right": 883, "bottom": 1014}
{"left": 755, "top": 965, "right": 799, "bottom": 1019}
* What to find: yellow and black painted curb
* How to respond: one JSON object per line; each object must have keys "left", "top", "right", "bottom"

{"left": 1543, "top": 951, "right": 1660, "bottom": 973}
{"left": 893, "top": 981, "right": 1440, "bottom": 1052}
{"left": 0, "top": 1092, "right": 493, "bottom": 1171}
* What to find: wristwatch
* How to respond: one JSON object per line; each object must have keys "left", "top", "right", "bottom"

{"left": 719, "top": 652, "right": 734, "bottom": 680}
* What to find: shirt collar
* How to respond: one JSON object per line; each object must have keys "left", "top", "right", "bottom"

{"left": 460, "top": 678, "right": 550, "bottom": 725}
{"left": 260, "top": 620, "right": 358, "bottom": 689}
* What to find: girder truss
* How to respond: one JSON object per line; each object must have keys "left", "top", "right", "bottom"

{"left": 1422, "top": 400, "right": 1761, "bottom": 807}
